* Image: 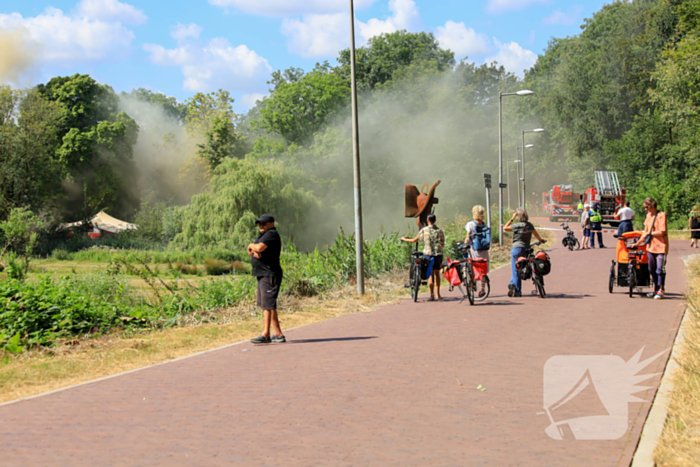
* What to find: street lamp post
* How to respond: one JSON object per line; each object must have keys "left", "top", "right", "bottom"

{"left": 506, "top": 159, "right": 520, "bottom": 210}
{"left": 498, "top": 90, "right": 533, "bottom": 246}
{"left": 521, "top": 128, "right": 545, "bottom": 210}
{"left": 348, "top": 0, "right": 364, "bottom": 295}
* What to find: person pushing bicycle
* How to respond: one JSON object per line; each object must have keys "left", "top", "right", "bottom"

{"left": 401, "top": 214, "right": 445, "bottom": 301}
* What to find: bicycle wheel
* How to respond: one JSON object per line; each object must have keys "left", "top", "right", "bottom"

{"left": 608, "top": 272, "right": 615, "bottom": 294}
{"left": 473, "top": 275, "right": 490, "bottom": 302}
{"left": 462, "top": 263, "right": 474, "bottom": 305}
{"left": 628, "top": 266, "right": 636, "bottom": 298}
{"left": 410, "top": 261, "right": 420, "bottom": 302}
{"left": 534, "top": 274, "right": 546, "bottom": 298}
{"left": 573, "top": 238, "right": 580, "bottom": 250}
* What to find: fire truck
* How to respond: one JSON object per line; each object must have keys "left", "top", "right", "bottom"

{"left": 582, "top": 171, "right": 626, "bottom": 227}
{"left": 543, "top": 185, "right": 582, "bottom": 221}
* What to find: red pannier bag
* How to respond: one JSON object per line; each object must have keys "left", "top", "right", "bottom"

{"left": 443, "top": 257, "right": 462, "bottom": 287}
{"left": 470, "top": 259, "right": 488, "bottom": 281}
{"left": 534, "top": 251, "right": 551, "bottom": 276}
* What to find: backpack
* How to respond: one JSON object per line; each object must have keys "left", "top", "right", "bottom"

{"left": 472, "top": 223, "right": 491, "bottom": 251}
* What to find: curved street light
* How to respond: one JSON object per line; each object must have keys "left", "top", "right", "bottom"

{"left": 498, "top": 90, "right": 534, "bottom": 245}
{"left": 521, "top": 129, "right": 545, "bottom": 209}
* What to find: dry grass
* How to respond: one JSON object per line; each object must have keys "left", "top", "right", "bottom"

{"left": 0, "top": 270, "right": 408, "bottom": 404}
{"left": 654, "top": 258, "right": 700, "bottom": 466}
{"left": 0, "top": 235, "right": 522, "bottom": 405}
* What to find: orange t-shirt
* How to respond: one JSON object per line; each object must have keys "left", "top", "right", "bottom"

{"left": 643, "top": 211, "right": 668, "bottom": 254}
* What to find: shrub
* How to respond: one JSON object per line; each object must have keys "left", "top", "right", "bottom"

{"left": 174, "top": 262, "right": 200, "bottom": 275}
{"left": 204, "top": 259, "right": 231, "bottom": 276}
{"left": 51, "top": 249, "right": 69, "bottom": 260}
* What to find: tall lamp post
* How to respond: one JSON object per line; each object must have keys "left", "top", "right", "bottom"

{"left": 506, "top": 159, "right": 520, "bottom": 210}
{"left": 521, "top": 128, "right": 545, "bottom": 209}
{"left": 517, "top": 144, "right": 534, "bottom": 208}
{"left": 499, "top": 90, "right": 533, "bottom": 246}
{"left": 348, "top": 0, "right": 364, "bottom": 295}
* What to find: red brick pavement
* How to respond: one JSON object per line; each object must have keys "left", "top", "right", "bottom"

{"left": 0, "top": 226, "right": 689, "bottom": 466}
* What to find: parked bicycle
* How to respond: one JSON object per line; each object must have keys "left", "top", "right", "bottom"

{"left": 516, "top": 241, "right": 551, "bottom": 298}
{"left": 561, "top": 222, "right": 580, "bottom": 251}
{"left": 445, "top": 243, "right": 490, "bottom": 305}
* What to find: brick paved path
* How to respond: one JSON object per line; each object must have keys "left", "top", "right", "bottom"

{"left": 0, "top": 226, "right": 688, "bottom": 466}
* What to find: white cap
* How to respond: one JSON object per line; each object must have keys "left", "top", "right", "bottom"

{"left": 584, "top": 204, "right": 590, "bottom": 208}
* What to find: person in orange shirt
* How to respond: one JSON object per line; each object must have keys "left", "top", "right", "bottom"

{"left": 632, "top": 197, "right": 669, "bottom": 299}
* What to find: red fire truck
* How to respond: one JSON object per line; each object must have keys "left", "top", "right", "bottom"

{"left": 543, "top": 185, "right": 582, "bottom": 221}
{"left": 583, "top": 170, "right": 626, "bottom": 226}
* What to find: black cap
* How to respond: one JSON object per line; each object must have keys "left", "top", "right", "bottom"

{"left": 255, "top": 214, "right": 275, "bottom": 225}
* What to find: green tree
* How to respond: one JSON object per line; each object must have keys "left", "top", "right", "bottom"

{"left": 336, "top": 30, "right": 455, "bottom": 90}
{"left": 37, "top": 74, "right": 140, "bottom": 220}
{"left": 170, "top": 157, "right": 317, "bottom": 251}
{"left": 121, "top": 88, "right": 189, "bottom": 122}
{"left": 258, "top": 63, "right": 350, "bottom": 145}
{"left": 197, "top": 115, "right": 246, "bottom": 169}
{"left": 184, "top": 89, "right": 236, "bottom": 138}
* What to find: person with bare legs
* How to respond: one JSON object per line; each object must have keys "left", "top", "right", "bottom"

{"left": 401, "top": 214, "right": 445, "bottom": 301}
{"left": 248, "top": 214, "right": 285, "bottom": 344}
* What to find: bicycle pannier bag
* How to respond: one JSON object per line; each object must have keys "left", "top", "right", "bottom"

{"left": 517, "top": 257, "right": 531, "bottom": 280}
{"left": 472, "top": 224, "right": 491, "bottom": 251}
{"left": 420, "top": 257, "right": 431, "bottom": 280}
{"left": 443, "top": 258, "right": 462, "bottom": 287}
{"left": 534, "top": 251, "right": 551, "bottom": 276}
{"left": 471, "top": 259, "right": 489, "bottom": 281}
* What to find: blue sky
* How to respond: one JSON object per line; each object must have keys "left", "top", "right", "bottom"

{"left": 1, "top": 0, "right": 610, "bottom": 112}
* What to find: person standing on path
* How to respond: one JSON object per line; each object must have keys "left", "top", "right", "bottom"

{"left": 464, "top": 205, "right": 490, "bottom": 297}
{"left": 632, "top": 198, "right": 669, "bottom": 300}
{"left": 248, "top": 214, "right": 285, "bottom": 344}
{"left": 616, "top": 201, "right": 635, "bottom": 236}
{"left": 580, "top": 204, "right": 591, "bottom": 249}
{"left": 689, "top": 206, "right": 700, "bottom": 248}
{"left": 402, "top": 213, "right": 445, "bottom": 301}
{"left": 589, "top": 203, "right": 606, "bottom": 248}
{"left": 504, "top": 208, "right": 546, "bottom": 297}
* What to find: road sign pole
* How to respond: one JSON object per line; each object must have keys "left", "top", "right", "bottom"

{"left": 483, "top": 173, "right": 492, "bottom": 229}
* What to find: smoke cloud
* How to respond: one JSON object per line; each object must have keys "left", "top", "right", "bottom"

{"left": 0, "top": 28, "right": 37, "bottom": 84}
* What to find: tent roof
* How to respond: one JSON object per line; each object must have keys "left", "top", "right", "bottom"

{"left": 62, "top": 211, "right": 138, "bottom": 233}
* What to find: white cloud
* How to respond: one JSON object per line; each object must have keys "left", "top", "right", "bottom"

{"left": 435, "top": 20, "right": 491, "bottom": 59}
{"left": 281, "top": 0, "right": 420, "bottom": 58}
{"left": 143, "top": 36, "right": 272, "bottom": 93}
{"left": 76, "top": 0, "right": 147, "bottom": 25}
{"left": 281, "top": 13, "right": 347, "bottom": 58}
{"left": 486, "top": 0, "right": 551, "bottom": 14}
{"left": 208, "top": 0, "right": 377, "bottom": 17}
{"left": 542, "top": 6, "right": 584, "bottom": 26}
{"left": 241, "top": 93, "right": 266, "bottom": 108}
{"left": 0, "top": 7, "right": 136, "bottom": 64}
{"left": 171, "top": 22, "right": 203, "bottom": 42}
{"left": 485, "top": 39, "right": 538, "bottom": 77}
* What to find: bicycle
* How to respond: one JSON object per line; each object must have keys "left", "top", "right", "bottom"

{"left": 517, "top": 241, "right": 548, "bottom": 298}
{"left": 449, "top": 243, "right": 490, "bottom": 305}
{"left": 609, "top": 232, "right": 650, "bottom": 297}
{"left": 408, "top": 249, "right": 424, "bottom": 302}
{"left": 561, "top": 222, "right": 580, "bottom": 251}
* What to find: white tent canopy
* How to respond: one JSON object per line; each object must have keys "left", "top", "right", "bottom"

{"left": 61, "top": 211, "right": 138, "bottom": 234}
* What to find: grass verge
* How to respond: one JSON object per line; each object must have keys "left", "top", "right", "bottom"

{"left": 653, "top": 257, "right": 700, "bottom": 466}
{"left": 0, "top": 270, "right": 408, "bottom": 404}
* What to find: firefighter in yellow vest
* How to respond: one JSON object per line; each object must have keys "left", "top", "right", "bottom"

{"left": 589, "top": 202, "right": 606, "bottom": 248}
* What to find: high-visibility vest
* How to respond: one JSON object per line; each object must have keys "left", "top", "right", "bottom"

{"left": 590, "top": 209, "right": 602, "bottom": 223}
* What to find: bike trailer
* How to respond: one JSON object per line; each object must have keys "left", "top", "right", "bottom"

{"left": 615, "top": 231, "right": 648, "bottom": 264}
{"left": 517, "top": 257, "right": 531, "bottom": 280}
{"left": 534, "top": 251, "right": 551, "bottom": 276}
{"left": 470, "top": 259, "right": 488, "bottom": 281}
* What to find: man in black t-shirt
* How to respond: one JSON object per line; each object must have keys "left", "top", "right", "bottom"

{"left": 247, "top": 214, "right": 285, "bottom": 344}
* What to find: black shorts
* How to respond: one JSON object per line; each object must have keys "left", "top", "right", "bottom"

{"left": 256, "top": 275, "right": 282, "bottom": 310}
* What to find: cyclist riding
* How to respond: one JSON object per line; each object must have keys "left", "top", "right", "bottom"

{"left": 464, "top": 205, "right": 491, "bottom": 298}
{"left": 503, "top": 208, "right": 546, "bottom": 297}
